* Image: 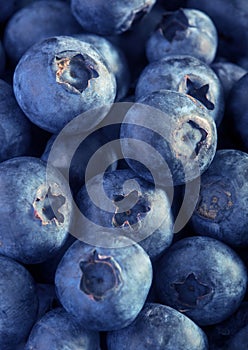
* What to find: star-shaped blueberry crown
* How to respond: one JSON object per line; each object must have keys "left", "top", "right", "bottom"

{"left": 159, "top": 9, "right": 190, "bottom": 42}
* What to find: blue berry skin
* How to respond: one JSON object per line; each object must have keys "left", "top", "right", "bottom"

{"left": 71, "top": 0, "right": 157, "bottom": 36}
{"left": 135, "top": 55, "right": 224, "bottom": 126}
{"left": 211, "top": 61, "right": 247, "bottom": 100}
{"left": 107, "top": 302, "right": 208, "bottom": 350}
{"left": 0, "top": 156, "right": 72, "bottom": 264}
{"left": 3, "top": 1, "right": 82, "bottom": 65}
{"left": 25, "top": 307, "right": 101, "bottom": 350}
{"left": 155, "top": 236, "right": 247, "bottom": 326}
{"left": 120, "top": 90, "right": 217, "bottom": 186}
{"left": 226, "top": 73, "right": 248, "bottom": 150}
{"left": 75, "top": 169, "right": 174, "bottom": 261}
{"left": 55, "top": 236, "right": 153, "bottom": 331}
{"left": 73, "top": 33, "right": 130, "bottom": 101}
{"left": 0, "top": 255, "right": 38, "bottom": 350}
{"left": 187, "top": 0, "right": 248, "bottom": 63}
{"left": 146, "top": 8, "right": 217, "bottom": 64}
{"left": 226, "top": 324, "right": 248, "bottom": 350}
{"left": 13, "top": 36, "right": 117, "bottom": 133}
{"left": 191, "top": 149, "right": 248, "bottom": 248}
{"left": 0, "top": 79, "right": 32, "bottom": 162}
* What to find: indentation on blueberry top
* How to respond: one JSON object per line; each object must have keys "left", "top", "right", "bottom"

{"left": 173, "top": 120, "right": 208, "bottom": 159}
{"left": 79, "top": 250, "right": 123, "bottom": 301}
{"left": 185, "top": 77, "right": 215, "bottom": 111}
{"left": 33, "top": 184, "right": 66, "bottom": 225}
{"left": 196, "top": 181, "right": 233, "bottom": 221}
{"left": 112, "top": 190, "right": 151, "bottom": 231}
{"left": 159, "top": 9, "right": 190, "bottom": 42}
{"left": 55, "top": 54, "right": 99, "bottom": 93}
{"left": 172, "top": 272, "right": 212, "bottom": 308}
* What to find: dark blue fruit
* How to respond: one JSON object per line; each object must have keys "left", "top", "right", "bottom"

{"left": 55, "top": 235, "right": 153, "bottom": 331}
{"left": 107, "top": 302, "right": 208, "bottom": 350}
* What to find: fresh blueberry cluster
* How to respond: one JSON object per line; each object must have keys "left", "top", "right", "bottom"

{"left": 0, "top": 1, "right": 248, "bottom": 349}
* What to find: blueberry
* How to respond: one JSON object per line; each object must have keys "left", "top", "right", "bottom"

{"left": 55, "top": 235, "right": 153, "bottom": 331}
{"left": 71, "top": 0, "right": 157, "bottom": 36}
{"left": 135, "top": 55, "right": 224, "bottom": 126}
{"left": 3, "top": 0, "right": 82, "bottom": 64}
{"left": 13, "top": 35, "right": 117, "bottom": 133}
{"left": 211, "top": 61, "right": 247, "bottom": 99}
{"left": 226, "top": 73, "right": 248, "bottom": 150}
{"left": 226, "top": 324, "right": 248, "bottom": 350}
{"left": 107, "top": 302, "right": 208, "bottom": 350}
{"left": 73, "top": 33, "right": 130, "bottom": 101}
{"left": 155, "top": 236, "right": 247, "bottom": 326}
{"left": 0, "top": 79, "right": 32, "bottom": 162}
{"left": 0, "top": 156, "right": 72, "bottom": 264}
{"left": 120, "top": 90, "right": 217, "bottom": 186}
{"left": 75, "top": 168, "right": 173, "bottom": 260}
{"left": 25, "top": 307, "right": 100, "bottom": 350}
{"left": 187, "top": 0, "right": 248, "bottom": 63}
{"left": 146, "top": 8, "right": 218, "bottom": 64}
{"left": 190, "top": 149, "right": 248, "bottom": 247}
{"left": 0, "top": 255, "right": 38, "bottom": 349}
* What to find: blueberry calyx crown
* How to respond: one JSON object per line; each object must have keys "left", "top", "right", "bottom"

{"left": 171, "top": 272, "right": 213, "bottom": 309}
{"left": 55, "top": 53, "right": 99, "bottom": 93}
{"left": 185, "top": 77, "right": 215, "bottom": 111}
{"left": 159, "top": 9, "right": 190, "bottom": 42}
{"left": 79, "top": 249, "right": 123, "bottom": 301}
{"left": 112, "top": 190, "right": 151, "bottom": 231}
{"left": 196, "top": 180, "right": 234, "bottom": 221}
{"left": 33, "top": 184, "right": 66, "bottom": 225}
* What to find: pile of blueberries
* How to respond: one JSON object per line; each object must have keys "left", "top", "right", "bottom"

{"left": 0, "top": 0, "right": 248, "bottom": 349}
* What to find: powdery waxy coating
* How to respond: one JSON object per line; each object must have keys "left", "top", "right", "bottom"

{"left": 146, "top": 8, "right": 218, "bottom": 64}
{"left": 3, "top": 0, "right": 82, "bottom": 64}
{"left": 75, "top": 169, "right": 174, "bottom": 260}
{"left": 107, "top": 303, "right": 208, "bottom": 350}
{"left": 120, "top": 90, "right": 217, "bottom": 186}
{"left": 0, "top": 255, "right": 38, "bottom": 349}
{"left": 13, "top": 36, "right": 117, "bottom": 133}
{"left": 55, "top": 236, "right": 153, "bottom": 331}
{"left": 191, "top": 149, "right": 248, "bottom": 247}
{"left": 155, "top": 236, "right": 247, "bottom": 326}
{"left": 71, "top": 0, "right": 157, "bottom": 36}
{"left": 25, "top": 307, "right": 100, "bottom": 350}
{"left": 0, "top": 79, "right": 32, "bottom": 162}
{"left": 0, "top": 156, "right": 72, "bottom": 264}
{"left": 135, "top": 55, "right": 225, "bottom": 126}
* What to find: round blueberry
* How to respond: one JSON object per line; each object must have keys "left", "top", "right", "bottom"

{"left": 25, "top": 307, "right": 100, "bottom": 350}
{"left": 107, "top": 302, "right": 209, "bottom": 350}
{"left": 13, "top": 35, "right": 117, "bottom": 133}
{"left": 155, "top": 236, "right": 247, "bottom": 326}
{"left": 191, "top": 149, "right": 248, "bottom": 247}
{"left": 0, "top": 79, "right": 32, "bottom": 162}
{"left": 120, "top": 90, "right": 217, "bottom": 186}
{"left": 0, "top": 255, "right": 38, "bottom": 349}
{"left": 135, "top": 55, "right": 224, "bottom": 126}
{"left": 146, "top": 8, "right": 218, "bottom": 64}
{"left": 75, "top": 168, "right": 174, "bottom": 260}
{"left": 55, "top": 235, "right": 153, "bottom": 331}
{"left": 0, "top": 156, "right": 72, "bottom": 264}
{"left": 71, "top": 0, "right": 157, "bottom": 36}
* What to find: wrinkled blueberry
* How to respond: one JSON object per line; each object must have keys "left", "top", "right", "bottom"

{"left": 13, "top": 36, "right": 116, "bottom": 133}
{"left": 135, "top": 55, "right": 224, "bottom": 125}
{"left": 155, "top": 236, "right": 247, "bottom": 326}
{"left": 0, "top": 255, "right": 38, "bottom": 350}
{"left": 55, "top": 235, "right": 153, "bottom": 331}
{"left": 25, "top": 307, "right": 100, "bottom": 350}
{"left": 0, "top": 156, "right": 72, "bottom": 264}
{"left": 107, "top": 302, "right": 208, "bottom": 350}
{"left": 146, "top": 8, "right": 218, "bottom": 64}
